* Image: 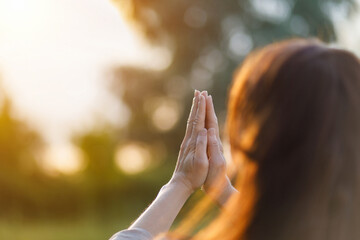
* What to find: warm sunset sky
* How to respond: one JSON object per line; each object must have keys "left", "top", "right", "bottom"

{"left": 0, "top": 0, "right": 172, "bottom": 173}
{"left": 0, "top": 0, "right": 170, "bottom": 143}
{"left": 0, "top": 0, "right": 359, "bottom": 173}
{"left": 0, "top": 0, "right": 173, "bottom": 172}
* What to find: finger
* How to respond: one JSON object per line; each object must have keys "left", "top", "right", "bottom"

{"left": 190, "top": 95, "right": 206, "bottom": 144}
{"left": 205, "top": 95, "right": 219, "bottom": 133}
{"left": 207, "top": 128, "right": 226, "bottom": 173}
{"left": 182, "top": 90, "right": 200, "bottom": 144}
{"left": 201, "top": 90, "right": 208, "bottom": 98}
{"left": 179, "top": 90, "right": 200, "bottom": 161}
{"left": 194, "top": 128, "right": 208, "bottom": 168}
{"left": 206, "top": 95, "right": 224, "bottom": 152}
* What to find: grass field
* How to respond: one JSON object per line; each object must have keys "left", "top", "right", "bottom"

{"left": 0, "top": 217, "right": 130, "bottom": 240}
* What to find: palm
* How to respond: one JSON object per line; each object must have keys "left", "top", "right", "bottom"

{"left": 172, "top": 90, "right": 209, "bottom": 192}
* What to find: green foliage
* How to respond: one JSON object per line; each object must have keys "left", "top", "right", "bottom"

{"left": 0, "top": 99, "right": 46, "bottom": 218}
{"left": 112, "top": 0, "right": 355, "bottom": 163}
{"left": 0, "top": 99, "right": 42, "bottom": 174}
{"left": 75, "top": 129, "right": 118, "bottom": 183}
{"left": 0, "top": 0, "right": 358, "bottom": 238}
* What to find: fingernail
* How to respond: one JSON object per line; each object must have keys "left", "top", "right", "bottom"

{"left": 200, "top": 128, "right": 207, "bottom": 136}
{"left": 199, "top": 95, "right": 204, "bottom": 103}
{"left": 205, "top": 91, "right": 208, "bottom": 96}
{"left": 195, "top": 90, "right": 200, "bottom": 97}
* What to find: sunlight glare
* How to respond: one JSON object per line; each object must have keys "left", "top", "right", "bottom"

{"left": 115, "top": 144, "right": 151, "bottom": 174}
{"left": 0, "top": 0, "right": 170, "bottom": 162}
{"left": 42, "top": 144, "right": 85, "bottom": 175}
{"left": 0, "top": 0, "right": 50, "bottom": 35}
{"left": 150, "top": 99, "right": 181, "bottom": 132}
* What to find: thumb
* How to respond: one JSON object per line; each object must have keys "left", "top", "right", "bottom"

{"left": 207, "top": 128, "right": 226, "bottom": 172}
{"left": 194, "top": 128, "right": 208, "bottom": 168}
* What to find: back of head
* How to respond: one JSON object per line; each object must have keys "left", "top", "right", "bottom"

{"left": 195, "top": 39, "right": 360, "bottom": 240}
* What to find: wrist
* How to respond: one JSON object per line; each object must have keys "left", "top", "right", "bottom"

{"left": 166, "top": 175, "right": 195, "bottom": 197}
{"left": 204, "top": 177, "right": 237, "bottom": 206}
{"left": 217, "top": 180, "right": 237, "bottom": 206}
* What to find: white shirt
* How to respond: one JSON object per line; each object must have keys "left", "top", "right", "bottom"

{"left": 110, "top": 228, "right": 153, "bottom": 240}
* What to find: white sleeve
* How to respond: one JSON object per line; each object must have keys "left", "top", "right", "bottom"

{"left": 109, "top": 228, "right": 153, "bottom": 240}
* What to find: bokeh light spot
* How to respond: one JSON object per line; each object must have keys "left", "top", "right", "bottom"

{"left": 42, "top": 144, "right": 85, "bottom": 175}
{"left": 150, "top": 100, "right": 180, "bottom": 132}
{"left": 250, "top": 0, "right": 291, "bottom": 23}
{"left": 229, "top": 31, "right": 253, "bottom": 57}
{"left": 115, "top": 144, "right": 151, "bottom": 174}
{"left": 290, "top": 15, "right": 309, "bottom": 36}
{"left": 184, "top": 6, "right": 207, "bottom": 28}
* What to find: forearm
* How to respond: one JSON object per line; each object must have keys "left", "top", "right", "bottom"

{"left": 118, "top": 91, "right": 207, "bottom": 238}
{"left": 130, "top": 177, "right": 193, "bottom": 237}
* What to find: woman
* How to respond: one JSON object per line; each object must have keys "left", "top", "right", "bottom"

{"left": 110, "top": 38, "right": 360, "bottom": 240}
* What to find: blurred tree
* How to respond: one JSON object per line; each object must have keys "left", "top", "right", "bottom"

{"left": 73, "top": 127, "right": 175, "bottom": 220}
{"left": 75, "top": 129, "right": 118, "bottom": 183}
{"left": 0, "top": 97, "right": 46, "bottom": 217}
{"left": 110, "top": 0, "right": 356, "bottom": 166}
{"left": 73, "top": 128, "right": 119, "bottom": 217}
{"left": 0, "top": 99, "right": 42, "bottom": 174}
{"left": 0, "top": 94, "right": 80, "bottom": 219}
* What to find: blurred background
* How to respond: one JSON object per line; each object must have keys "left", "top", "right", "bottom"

{"left": 0, "top": 0, "right": 359, "bottom": 239}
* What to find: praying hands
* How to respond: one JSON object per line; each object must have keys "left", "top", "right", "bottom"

{"left": 110, "top": 90, "right": 237, "bottom": 239}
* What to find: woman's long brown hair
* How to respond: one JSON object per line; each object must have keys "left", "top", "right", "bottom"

{"left": 167, "top": 39, "right": 360, "bottom": 240}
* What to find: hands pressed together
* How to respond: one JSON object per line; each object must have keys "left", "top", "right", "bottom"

{"left": 114, "top": 90, "right": 237, "bottom": 238}
{"left": 171, "top": 90, "right": 237, "bottom": 206}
